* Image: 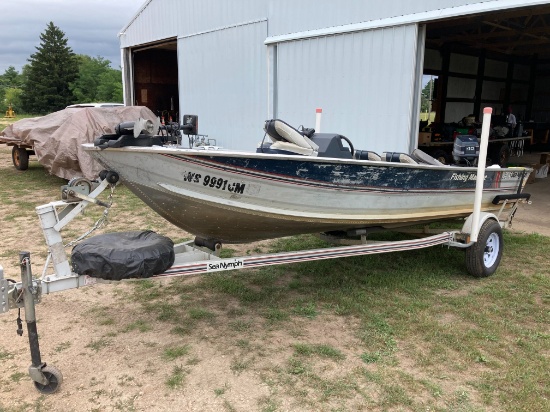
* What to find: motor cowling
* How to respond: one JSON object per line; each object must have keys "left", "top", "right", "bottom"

{"left": 452, "top": 135, "right": 479, "bottom": 165}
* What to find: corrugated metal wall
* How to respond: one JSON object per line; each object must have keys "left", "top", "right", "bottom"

{"left": 120, "top": 0, "right": 179, "bottom": 47}
{"left": 266, "top": 0, "right": 492, "bottom": 37}
{"left": 178, "top": 21, "right": 268, "bottom": 150}
{"left": 120, "top": 0, "right": 267, "bottom": 48}
{"left": 119, "top": 0, "right": 546, "bottom": 150}
{"left": 275, "top": 25, "right": 420, "bottom": 154}
{"left": 121, "top": 0, "right": 541, "bottom": 48}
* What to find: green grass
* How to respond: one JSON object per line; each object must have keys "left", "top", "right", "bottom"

{"left": 163, "top": 345, "right": 191, "bottom": 360}
{"left": 151, "top": 231, "right": 549, "bottom": 410}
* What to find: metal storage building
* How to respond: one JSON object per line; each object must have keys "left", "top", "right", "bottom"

{"left": 119, "top": 0, "right": 550, "bottom": 154}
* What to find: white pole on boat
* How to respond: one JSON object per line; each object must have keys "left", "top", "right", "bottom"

{"left": 315, "top": 108, "right": 322, "bottom": 132}
{"left": 470, "top": 107, "right": 493, "bottom": 242}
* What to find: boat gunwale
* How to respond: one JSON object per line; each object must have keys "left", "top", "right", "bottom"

{"left": 82, "top": 143, "right": 531, "bottom": 174}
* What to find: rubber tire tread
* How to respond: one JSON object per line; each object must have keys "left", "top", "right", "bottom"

{"left": 12, "top": 147, "right": 29, "bottom": 170}
{"left": 465, "top": 219, "right": 503, "bottom": 278}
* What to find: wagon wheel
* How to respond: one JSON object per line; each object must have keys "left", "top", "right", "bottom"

{"left": 33, "top": 365, "right": 63, "bottom": 394}
{"left": 12, "top": 146, "right": 29, "bottom": 170}
{"left": 465, "top": 219, "right": 503, "bottom": 278}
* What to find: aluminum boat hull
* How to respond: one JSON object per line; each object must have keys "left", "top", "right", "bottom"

{"left": 84, "top": 145, "right": 530, "bottom": 243}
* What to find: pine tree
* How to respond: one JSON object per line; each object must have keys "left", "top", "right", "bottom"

{"left": 21, "top": 22, "right": 79, "bottom": 114}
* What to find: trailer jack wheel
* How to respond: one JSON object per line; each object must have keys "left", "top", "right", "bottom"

{"left": 465, "top": 219, "right": 503, "bottom": 278}
{"left": 32, "top": 365, "right": 63, "bottom": 394}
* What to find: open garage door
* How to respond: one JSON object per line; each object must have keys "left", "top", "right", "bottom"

{"left": 128, "top": 39, "right": 179, "bottom": 121}
{"left": 422, "top": 4, "right": 550, "bottom": 149}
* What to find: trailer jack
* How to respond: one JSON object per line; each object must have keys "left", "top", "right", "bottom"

{"left": 2, "top": 253, "right": 63, "bottom": 394}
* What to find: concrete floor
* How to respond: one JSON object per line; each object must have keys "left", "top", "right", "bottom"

{"left": 508, "top": 151, "right": 550, "bottom": 237}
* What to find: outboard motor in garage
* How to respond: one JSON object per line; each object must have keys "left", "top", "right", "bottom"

{"left": 452, "top": 135, "right": 479, "bottom": 166}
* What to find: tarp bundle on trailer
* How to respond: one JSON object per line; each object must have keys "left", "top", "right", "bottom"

{"left": 0, "top": 106, "right": 157, "bottom": 180}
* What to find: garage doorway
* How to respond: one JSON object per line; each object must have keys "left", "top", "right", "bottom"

{"left": 131, "top": 39, "right": 179, "bottom": 121}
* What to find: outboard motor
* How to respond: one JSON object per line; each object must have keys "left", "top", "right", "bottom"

{"left": 452, "top": 135, "right": 479, "bottom": 165}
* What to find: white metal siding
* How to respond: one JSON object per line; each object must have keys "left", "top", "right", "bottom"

{"left": 120, "top": 0, "right": 179, "bottom": 48}
{"left": 120, "top": 0, "right": 267, "bottom": 48}
{"left": 121, "top": 0, "right": 548, "bottom": 48}
{"left": 275, "top": 24, "right": 419, "bottom": 154}
{"left": 485, "top": 59, "right": 508, "bottom": 78}
{"left": 267, "top": 0, "right": 492, "bottom": 37}
{"left": 178, "top": 21, "right": 268, "bottom": 150}
{"left": 447, "top": 77, "right": 476, "bottom": 99}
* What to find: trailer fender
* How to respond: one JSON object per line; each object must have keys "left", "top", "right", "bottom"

{"left": 461, "top": 212, "right": 501, "bottom": 236}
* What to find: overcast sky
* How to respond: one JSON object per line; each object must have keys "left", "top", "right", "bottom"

{"left": 0, "top": 0, "right": 146, "bottom": 74}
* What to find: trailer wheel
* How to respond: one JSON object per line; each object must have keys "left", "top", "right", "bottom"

{"left": 12, "top": 147, "right": 29, "bottom": 170}
{"left": 432, "top": 149, "right": 449, "bottom": 165}
{"left": 33, "top": 365, "right": 63, "bottom": 394}
{"left": 465, "top": 219, "right": 503, "bottom": 278}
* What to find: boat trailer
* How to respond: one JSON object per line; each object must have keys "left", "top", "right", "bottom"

{"left": 0, "top": 108, "right": 531, "bottom": 393}
{"left": 0, "top": 169, "right": 529, "bottom": 394}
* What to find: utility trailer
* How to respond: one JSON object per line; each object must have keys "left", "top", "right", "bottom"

{"left": 0, "top": 135, "right": 35, "bottom": 170}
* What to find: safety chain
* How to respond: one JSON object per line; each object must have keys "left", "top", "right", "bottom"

{"left": 64, "top": 183, "right": 117, "bottom": 249}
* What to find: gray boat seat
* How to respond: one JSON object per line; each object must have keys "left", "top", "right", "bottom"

{"left": 410, "top": 148, "right": 444, "bottom": 166}
{"left": 264, "top": 119, "right": 319, "bottom": 156}
{"left": 381, "top": 152, "right": 418, "bottom": 164}
{"left": 353, "top": 150, "right": 382, "bottom": 161}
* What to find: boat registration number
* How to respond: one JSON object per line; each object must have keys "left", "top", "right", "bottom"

{"left": 182, "top": 172, "right": 246, "bottom": 194}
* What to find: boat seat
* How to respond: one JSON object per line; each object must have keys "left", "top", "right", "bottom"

{"left": 410, "top": 148, "right": 444, "bottom": 166}
{"left": 264, "top": 119, "right": 319, "bottom": 155}
{"left": 353, "top": 150, "right": 382, "bottom": 161}
{"left": 381, "top": 152, "right": 418, "bottom": 164}
{"left": 269, "top": 141, "right": 318, "bottom": 156}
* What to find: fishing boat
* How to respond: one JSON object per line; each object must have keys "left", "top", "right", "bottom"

{"left": 83, "top": 118, "right": 531, "bottom": 244}
{"left": 0, "top": 114, "right": 533, "bottom": 394}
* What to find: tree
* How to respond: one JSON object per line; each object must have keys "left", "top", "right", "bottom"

{"left": 70, "top": 55, "right": 123, "bottom": 103}
{"left": 96, "top": 69, "right": 123, "bottom": 102}
{"left": 0, "top": 66, "right": 23, "bottom": 112}
{"left": 20, "top": 22, "right": 79, "bottom": 114}
{"left": 421, "top": 79, "right": 436, "bottom": 113}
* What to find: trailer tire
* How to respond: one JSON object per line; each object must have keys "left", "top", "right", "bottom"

{"left": 465, "top": 219, "right": 503, "bottom": 278}
{"left": 432, "top": 149, "right": 449, "bottom": 165}
{"left": 12, "top": 146, "right": 29, "bottom": 170}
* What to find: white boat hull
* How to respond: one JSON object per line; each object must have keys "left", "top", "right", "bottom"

{"left": 84, "top": 144, "right": 530, "bottom": 243}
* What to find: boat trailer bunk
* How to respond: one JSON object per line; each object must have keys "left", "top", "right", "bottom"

{"left": 0, "top": 167, "right": 530, "bottom": 394}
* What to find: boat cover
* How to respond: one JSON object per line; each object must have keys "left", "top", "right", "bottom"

{"left": 0, "top": 106, "right": 157, "bottom": 180}
{"left": 71, "top": 231, "right": 175, "bottom": 280}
